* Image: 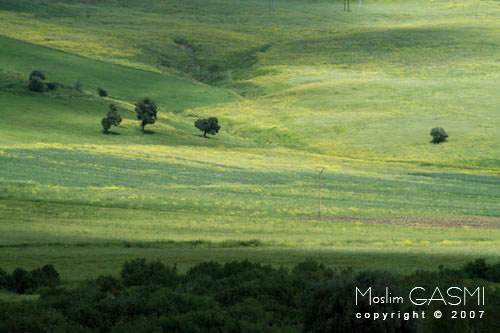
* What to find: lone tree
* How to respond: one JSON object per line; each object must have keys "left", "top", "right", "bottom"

{"left": 28, "top": 70, "right": 46, "bottom": 92}
{"left": 97, "top": 87, "right": 108, "bottom": 97}
{"left": 135, "top": 97, "right": 158, "bottom": 132}
{"left": 29, "top": 70, "right": 46, "bottom": 81}
{"left": 28, "top": 76, "right": 45, "bottom": 92}
{"left": 430, "top": 127, "right": 448, "bottom": 144}
{"left": 101, "top": 104, "right": 122, "bottom": 134}
{"left": 195, "top": 117, "right": 220, "bottom": 137}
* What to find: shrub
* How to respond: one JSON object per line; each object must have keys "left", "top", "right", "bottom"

{"left": 463, "top": 258, "right": 489, "bottom": 280}
{"left": 430, "top": 127, "right": 448, "bottom": 144}
{"left": 75, "top": 78, "right": 84, "bottom": 92}
{"left": 28, "top": 76, "right": 45, "bottom": 92}
{"left": 95, "top": 275, "right": 120, "bottom": 293}
{"left": 121, "top": 258, "right": 178, "bottom": 288}
{"left": 46, "top": 82, "right": 59, "bottom": 91}
{"left": 29, "top": 70, "right": 46, "bottom": 81}
{"left": 97, "top": 87, "right": 108, "bottom": 97}
{"left": 486, "top": 263, "right": 500, "bottom": 282}
{"left": 0, "top": 267, "right": 11, "bottom": 289}
{"left": 30, "top": 264, "right": 61, "bottom": 288}
{"left": 187, "top": 262, "right": 224, "bottom": 281}
{"left": 173, "top": 36, "right": 187, "bottom": 44}
{"left": 11, "top": 268, "right": 34, "bottom": 294}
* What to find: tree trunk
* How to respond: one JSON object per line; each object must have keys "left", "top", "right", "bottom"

{"left": 203, "top": 131, "right": 207, "bottom": 138}
{"left": 141, "top": 123, "right": 145, "bottom": 132}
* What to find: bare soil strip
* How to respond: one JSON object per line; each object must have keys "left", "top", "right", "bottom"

{"left": 300, "top": 216, "right": 500, "bottom": 229}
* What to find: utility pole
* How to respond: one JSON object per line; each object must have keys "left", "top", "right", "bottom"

{"left": 344, "top": 0, "right": 350, "bottom": 12}
{"left": 269, "top": 0, "right": 275, "bottom": 13}
{"left": 318, "top": 168, "right": 325, "bottom": 219}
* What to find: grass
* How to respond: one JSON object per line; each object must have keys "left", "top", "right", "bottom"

{"left": 0, "top": 0, "right": 500, "bottom": 284}
{"left": 0, "top": 37, "right": 237, "bottom": 111}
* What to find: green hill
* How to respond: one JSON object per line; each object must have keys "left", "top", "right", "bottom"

{"left": 1, "top": 0, "right": 500, "bottom": 281}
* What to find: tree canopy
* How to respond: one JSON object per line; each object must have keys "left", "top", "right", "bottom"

{"left": 195, "top": 117, "right": 221, "bottom": 137}
{"left": 135, "top": 97, "right": 158, "bottom": 132}
{"left": 101, "top": 104, "right": 122, "bottom": 134}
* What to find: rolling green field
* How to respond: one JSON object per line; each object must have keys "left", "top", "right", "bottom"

{"left": 1, "top": 0, "right": 500, "bottom": 286}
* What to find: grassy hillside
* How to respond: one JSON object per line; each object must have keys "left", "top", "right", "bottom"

{"left": 0, "top": 37, "right": 237, "bottom": 111}
{"left": 1, "top": 0, "right": 500, "bottom": 283}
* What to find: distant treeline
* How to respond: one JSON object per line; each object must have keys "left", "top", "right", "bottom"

{"left": 1, "top": 258, "right": 500, "bottom": 332}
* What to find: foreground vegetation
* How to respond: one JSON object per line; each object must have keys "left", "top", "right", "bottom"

{"left": 2, "top": 258, "right": 500, "bottom": 332}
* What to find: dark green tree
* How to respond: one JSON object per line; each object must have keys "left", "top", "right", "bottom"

{"left": 29, "top": 70, "right": 46, "bottom": 81}
{"left": 430, "top": 127, "right": 448, "bottom": 144}
{"left": 46, "top": 82, "right": 59, "bottom": 91}
{"left": 97, "top": 87, "right": 108, "bottom": 97}
{"left": 28, "top": 76, "right": 45, "bottom": 92}
{"left": 135, "top": 97, "right": 158, "bottom": 132}
{"left": 101, "top": 104, "right": 122, "bottom": 134}
{"left": 195, "top": 117, "right": 220, "bottom": 137}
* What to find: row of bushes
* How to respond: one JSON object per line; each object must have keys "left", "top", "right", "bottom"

{"left": 1, "top": 258, "right": 500, "bottom": 332}
{"left": 28, "top": 70, "right": 106, "bottom": 96}
{"left": 0, "top": 264, "right": 60, "bottom": 294}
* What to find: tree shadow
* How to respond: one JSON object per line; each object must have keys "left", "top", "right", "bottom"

{"left": 194, "top": 134, "right": 218, "bottom": 139}
{"left": 102, "top": 131, "right": 121, "bottom": 135}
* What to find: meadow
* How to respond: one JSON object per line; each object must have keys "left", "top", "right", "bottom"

{"left": 0, "top": 0, "right": 500, "bottom": 288}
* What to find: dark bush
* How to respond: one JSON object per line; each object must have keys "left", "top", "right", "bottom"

{"left": 11, "top": 267, "right": 34, "bottom": 294}
{"left": 121, "top": 258, "right": 178, "bottom": 288}
{"left": 97, "top": 87, "right": 108, "bottom": 97}
{"left": 464, "top": 258, "right": 489, "bottom": 279}
{"left": 30, "top": 264, "right": 61, "bottom": 288}
{"left": 29, "top": 70, "right": 46, "bottom": 81}
{"left": 486, "top": 263, "right": 500, "bottom": 282}
{"left": 28, "top": 76, "right": 45, "bottom": 92}
{"left": 430, "top": 127, "right": 448, "bottom": 144}
{"left": 173, "top": 36, "right": 187, "bottom": 44}
{"left": 95, "top": 275, "right": 120, "bottom": 293}
{"left": 0, "top": 267, "right": 11, "bottom": 289}
{"left": 187, "top": 261, "right": 224, "bottom": 281}
{"left": 46, "top": 82, "right": 59, "bottom": 91}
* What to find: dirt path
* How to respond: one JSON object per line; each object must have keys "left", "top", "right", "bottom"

{"left": 300, "top": 216, "right": 500, "bottom": 229}
{"left": 178, "top": 42, "right": 200, "bottom": 72}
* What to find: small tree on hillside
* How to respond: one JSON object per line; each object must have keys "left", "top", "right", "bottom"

{"left": 135, "top": 97, "right": 158, "bottom": 132}
{"left": 46, "top": 82, "right": 59, "bottom": 91}
{"left": 29, "top": 70, "right": 46, "bottom": 81}
{"left": 195, "top": 117, "right": 221, "bottom": 137}
{"left": 28, "top": 70, "right": 47, "bottom": 92}
{"left": 97, "top": 87, "right": 108, "bottom": 97}
{"left": 430, "top": 127, "right": 448, "bottom": 144}
{"left": 101, "top": 104, "right": 122, "bottom": 134}
{"left": 28, "top": 76, "right": 45, "bottom": 92}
